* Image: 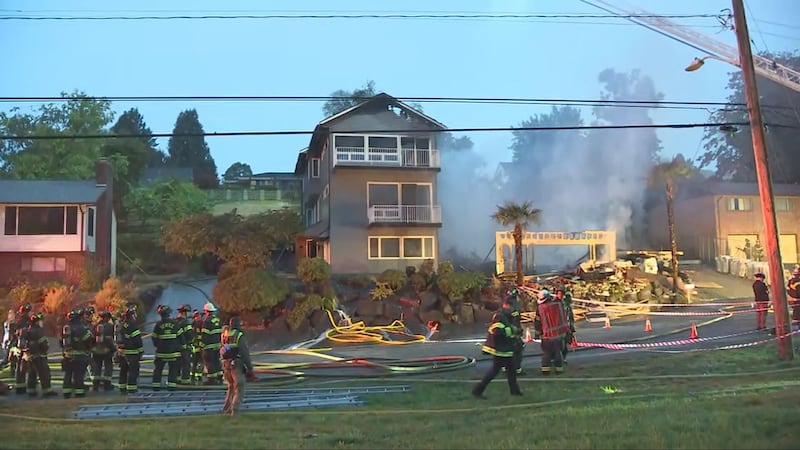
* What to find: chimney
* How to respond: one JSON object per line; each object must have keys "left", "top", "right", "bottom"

{"left": 95, "top": 158, "right": 113, "bottom": 186}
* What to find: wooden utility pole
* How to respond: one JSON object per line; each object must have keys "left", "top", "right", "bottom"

{"left": 731, "top": 0, "right": 794, "bottom": 359}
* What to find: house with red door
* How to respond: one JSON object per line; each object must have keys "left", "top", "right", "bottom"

{"left": 0, "top": 160, "right": 116, "bottom": 284}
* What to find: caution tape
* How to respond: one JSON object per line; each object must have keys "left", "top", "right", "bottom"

{"left": 637, "top": 329, "right": 800, "bottom": 353}
{"left": 574, "top": 329, "right": 762, "bottom": 350}
{"left": 597, "top": 308, "right": 754, "bottom": 317}
{"left": 572, "top": 298, "right": 751, "bottom": 308}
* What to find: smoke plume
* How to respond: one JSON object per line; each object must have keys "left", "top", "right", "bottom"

{"left": 438, "top": 68, "right": 663, "bottom": 270}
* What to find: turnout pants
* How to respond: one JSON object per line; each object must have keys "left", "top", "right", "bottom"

{"left": 91, "top": 352, "right": 114, "bottom": 389}
{"left": 472, "top": 356, "right": 522, "bottom": 396}
{"left": 203, "top": 348, "right": 222, "bottom": 382}
{"left": 790, "top": 298, "right": 800, "bottom": 325}
{"left": 756, "top": 301, "right": 769, "bottom": 330}
{"left": 118, "top": 353, "right": 141, "bottom": 393}
{"left": 24, "top": 356, "right": 53, "bottom": 394}
{"left": 179, "top": 349, "right": 192, "bottom": 384}
{"left": 191, "top": 349, "right": 204, "bottom": 381}
{"left": 562, "top": 331, "right": 574, "bottom": 360}
{"left": 62, "top": 355, "right": 90, "bottom": 397}
{"left": 14, "top": 353, "right": 26, "bottom": 393}
{"left": 222, "top": 359, "right": 246, "bottom": 415}
{"left": 152, "top": 357, "right": 179, "bottom": 390}
{"left": 512, "top": 339, "right": 524, "bottom": 374}
{"left": 540, "top": 337, "right": 564, "bottom": 374}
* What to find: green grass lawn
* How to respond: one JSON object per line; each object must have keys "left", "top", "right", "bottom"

{"left": 1, "top": 346, "right": 798, "bottom": 449}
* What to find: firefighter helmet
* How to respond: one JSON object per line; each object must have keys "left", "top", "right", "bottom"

{"left": 203, "top": 302, "right": 217, "bottom": 313}
{"left": 157, "top": 305, "right": 172, "bottom": 317}
{"left": 18, "top": 303, "right": 32, "bottom": 314}
{"left": 29, "top": 312, "right": 44, "bottom": 323}
{"left": 99, "top": 310, "right": 112, "bottom": 319}
{"left": 177, "top": 304, "right": 191, "bottom": 313}
{"left": 229, "top": 315, "right": 242, "bottom": 329}
{"left": 537, "top": 289, "right": 550, "bottom": 303}
{"left": 67, "top": 310, "right": 81, "bottom": 320}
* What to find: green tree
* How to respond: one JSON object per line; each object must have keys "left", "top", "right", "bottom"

{"left": 213, "top": 267, "right": 289, "bottom": 312}
{"left": 648, "top": 154, "right": 695, "bottom": 299}
{"left": 322, "top": 80, "right": 377, "bottom": 117}
{"left": 0, "top": 91, "right": 117, "bottom": 179}
{"left": 166, "top": 109, "right": 218, "bottom": 187}
{"left": 161, "top": 208, "right": 303, "bottom": 269}
{"left": 222, "top": 162, "right": 253, "bottom": 181}
{"left": 103, "top": 108, "right": 165, "bottom": 218}
{"left": 491, "top": 201, "right": 542, "bottom": 285}
{"left": 699, "top": 51, "right": 800, "bottom": 183}
{"left": 125, "top": 179, "right": 209, "bottom": 225}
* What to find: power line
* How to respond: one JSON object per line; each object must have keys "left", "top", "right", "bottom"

{"left": 1, "top": 95, "right": 793, "bottom": 112}
{"left": 0, "top": 122, "right": 753, "bottom": 141}
{"left": 0, "top": 12, "right": 725, "bottom": 21}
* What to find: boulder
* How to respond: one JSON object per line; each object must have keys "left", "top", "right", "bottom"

{"left": 419, "top": 291, "right": 439, "bottom": 312}
{"left": 474, "top": 307, "right": 494, "bottom": 325}
{"left": 419, "top": 309, "right": 445, "bottom": 325}
{"left": 456, "top": 303, "right": 476, "bottom": 325}
{"left": 265, "top": 315, "right": 290, "bottom": 335}
{"left": 354, "top": 297, "right": 384, "bottom": 320}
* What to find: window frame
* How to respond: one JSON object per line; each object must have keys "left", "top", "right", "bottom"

{"left": 3, "top": 205, "right": 80, "bottom": 236}
{"left": 726, "top": 197, "right": 752, "bottom": 212}
{"left": 310, "top": 158, "right": 321, "bottom": 178}
{"left": 368, "top": 236, "right": 436, "bottom": 260}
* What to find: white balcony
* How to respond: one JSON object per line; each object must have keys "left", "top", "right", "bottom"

{"left": 334, "top": 147, "right": 440, "bottom": 169}
{"left": 368, "top": 205, "right": 442, "bottom": 225}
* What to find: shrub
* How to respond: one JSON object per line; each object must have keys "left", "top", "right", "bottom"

{"left": 79, "top": 258, "right": 105, "bottom": 292}
{"left": 42, "top": 285, "right": 76, "bottom": 316}
{"left": 9, "top": 282, "right": 43, "bottom": 305}
{"left": 286, "top": 294, "right": 324, "bottom": 331}
{"left": 297, "top": 257, "right": 331, "bottom": 294}
{"left": 369, "top": 282, "right": 394, "bottom": 301}
{"left": 378, "top": 269, "right": 407, "bottom": 291}
{"left": 212, "top": 268, "right": 289, "bottom": 313}
{"left": 94, "top": 277, "right": 135, "bottom": 315}
{"left": 437, "top": 261, "right": 486, "bottom": 301}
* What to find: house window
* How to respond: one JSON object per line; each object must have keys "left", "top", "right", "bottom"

{"left": 4, "top": 206, "right": 79, "bottom": 235}
{"left": 87, "top": 207, "right": 95, "bottom": 237}
{"left": 21, "top": 256, "right": 66, "bottom": 273}
{"left": 367, "top": 183, "right": 432, "bottom": 206}
{"left": 775, "top": 197, "right": 794, "bottom": 212}
{"left": 310, "top": 158, "right": 320, "bottom": 178}
{"left": 368, "top": 236, "right": 435, "bottom": 259}
{"left": 727, "top": 197, "right": 752, "bottom": 211}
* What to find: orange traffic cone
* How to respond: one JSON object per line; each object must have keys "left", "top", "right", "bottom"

{"left": 689, "top": 322, "right": 699, "bottom": 339}
{"left": 570, "top": 334, "right": 578, "bottom": 348}
{"left": 524, "top": 327, "right": 532, "bottom": 343}
{"left": 604, "top": 316, "right": 612, "bottom": 329}
{"left": 644, "top": 318, "right": 653, "bottom": 333}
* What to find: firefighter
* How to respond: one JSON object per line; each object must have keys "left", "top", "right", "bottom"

{"left": 555, "top": 286, "right": 576, "bottom": 362}
{"left": 115, "top": 303, "right": 143, "bottom": 394}
{"left": 190, "top": 310, "right": 204, "bottom": 384}
{"left": 534, "top": 289, "right": 571, "bottom": 375}
{"left": 753, "top": 272, "right": 770, "bottom": 331}
{"left": 220, "top": 315, "right": 255, "bottom": 416}
{"left": 12, "top": 303, "right": 33, "bottom": 394}
{"left": 1, "top": 309, "right": 15, "bottom": 370}
{"left": 501, "top": 286, "right": 525, "bottom": 375}
{"left": 91, "top": 310, "right": 116, "bottom": 391}
{"left": 21, "top": 312, "right": 57, "bottom": 398}
{"left": 201, "top": 302, "right": 223, "bottom": 385}
{"left": 60, "top": 309, "right": 93, "bottom": 398}
{"left": 82, "top": 305, "right": 96, "bottom": 326}
{"left": 175, "top": 305, "right": 193, "bottom": 385}
{"left": 151, "top": 305, "right": 181, "bottom": 391}
{"left": 471, "top": 297, "right": 523, "bottom": 399}
{"left": 786, "top": 268, "right": 800, "bottom": 328}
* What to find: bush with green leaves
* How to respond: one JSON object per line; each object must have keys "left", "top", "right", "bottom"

{"left": 378, "top": 269, "right": 407, "bottom": 290}
{"left": 287, "top": 294, "right": 338, "bottom": 331}
{"left": 212, "top": 267, "right": 289, "bottom": 312}
{"left": 437, "top": 261, "right": 486, "bottom": 301}
{"left": 125, "top": 179, "right": 209, "bottom": 226}
{"left": 297, "top": 257, "right": 331, "bottom": 293}
{"left": 369, "top": 282, "right": 395, "bottom": 301}
{"left": 9, "top": 282, "right": 44, "bottom": 305}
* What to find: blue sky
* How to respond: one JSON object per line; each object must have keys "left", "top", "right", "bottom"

{"left": 1, "top": 0, "right": 798, "bottom": 176}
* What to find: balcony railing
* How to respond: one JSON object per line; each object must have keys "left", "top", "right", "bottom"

{"left": 368, "top": 205, "right": 442, "bottom": 224}
{"left": 334, "top": 147, "right": 440, "bottom": 168}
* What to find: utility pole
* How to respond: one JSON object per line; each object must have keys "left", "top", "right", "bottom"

{"left": 731, "top": 0, "right": 794, "bottom": 360}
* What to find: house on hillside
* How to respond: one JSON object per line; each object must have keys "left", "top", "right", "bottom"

{"left": 294, "top": 92, "right": 446, "bottom": 273}
{"left": 210, "top": 171, "right": 302, "bottom": 216}
{"left": 0, "top": 160, "right": 117, "bottom": 284}
{"left": 223, "top": 171, "right": 302, "bottom": 192}
{"left": 646, "top": 181, "right": 800, "bottom": 265}
{"left": 139, "top": 167, "right": 194, "bottom": 186}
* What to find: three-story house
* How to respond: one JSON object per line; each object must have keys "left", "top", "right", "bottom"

{"left": 294, "top": 93, "right": 445, "bottom": 273}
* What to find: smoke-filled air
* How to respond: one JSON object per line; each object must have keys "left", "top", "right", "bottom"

{"left": 439, "top": 68, "right": 664, "bottom": 269}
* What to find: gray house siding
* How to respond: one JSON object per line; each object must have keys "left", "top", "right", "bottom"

{"left": 329, "top": 168, "right": 439, "bottom": 274}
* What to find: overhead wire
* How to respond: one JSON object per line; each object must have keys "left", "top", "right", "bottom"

{"left": 0, "top": 121, "right": 756, "bottom": 141}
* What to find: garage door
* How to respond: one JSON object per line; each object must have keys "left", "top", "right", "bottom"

{"left": 780, "top": 234, "right": 798, "bottom": 264}
{"left": 727, "top": 234, "right": 758, "bottom": 259}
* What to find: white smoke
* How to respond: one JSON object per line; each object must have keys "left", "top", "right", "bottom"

{"left": 438, "top": 68, "right": 661, "bottom": 270}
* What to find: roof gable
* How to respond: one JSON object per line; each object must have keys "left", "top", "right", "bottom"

{"left": 0, "top": 180, "right": 106, "bottom": 204}
{"left": 318, "top": 92, "right": 447, "bottom": 131}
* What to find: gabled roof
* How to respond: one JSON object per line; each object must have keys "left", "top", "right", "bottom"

{"left": 0, "top": 180, "right": 106, "bottom": 204}
{"left": 318, "top": 92, "right": 447, "bottom": 130}
{"left": 294, "top": 148, "right": 309, "bottom": 175}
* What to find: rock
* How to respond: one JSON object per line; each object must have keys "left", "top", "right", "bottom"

{"left": 457, "top": 303, "right": 475, "bottom": 324}
{"left": 474, "top": 307, "right": 494, "bottom": 325}
{"left": 354, "top": 298, "right": 384, "bottom": 319}
{"left": 309, "top": 309, "right": 332, "bottom": 333}
{"left": 622, "top": 292, "right": 637, "bottom": 303}
{"left": 383, "top": 300, "right": 403, "bottom": 321}
{"left": 637, "top": 286, "right": 652, "bottom": 301}
{"left": 441, "top": 300, "right": 455, "bottom": 317}
{"left": 265, "top": 315, "right": 290, "bottom": 335}
{"left": 419, "top": 309, "right": 445, "bottom": 325}
{"left": 419, "top": 292, "right": 438, "bottom": 312}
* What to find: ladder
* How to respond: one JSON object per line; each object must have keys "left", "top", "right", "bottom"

{"left": 583, "top": 0, "right": 800, "bottom": 93}
{"left": 127, "top": 385, "right": 411, "bottom": 402}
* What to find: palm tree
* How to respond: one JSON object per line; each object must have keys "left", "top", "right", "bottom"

{"left": 648, "top": 154, "right": 694, "bottom": 299}
{"left": 492, "top": 201, "right": 542, "bottom": 285}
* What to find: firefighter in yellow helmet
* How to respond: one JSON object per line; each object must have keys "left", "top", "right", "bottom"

{"left": 220, "top": 315, "right": 254, "bottom": 416}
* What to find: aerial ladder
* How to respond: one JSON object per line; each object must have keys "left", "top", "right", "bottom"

{"left": 580, "top": 0, "right": 800, "bottom": 93}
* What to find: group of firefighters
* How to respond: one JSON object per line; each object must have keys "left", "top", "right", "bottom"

{"left": 473, "top": 285, "right": 575, "bottom": 398}
{"left": 1, "top": 300, "right": 254, "bottom": 413}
